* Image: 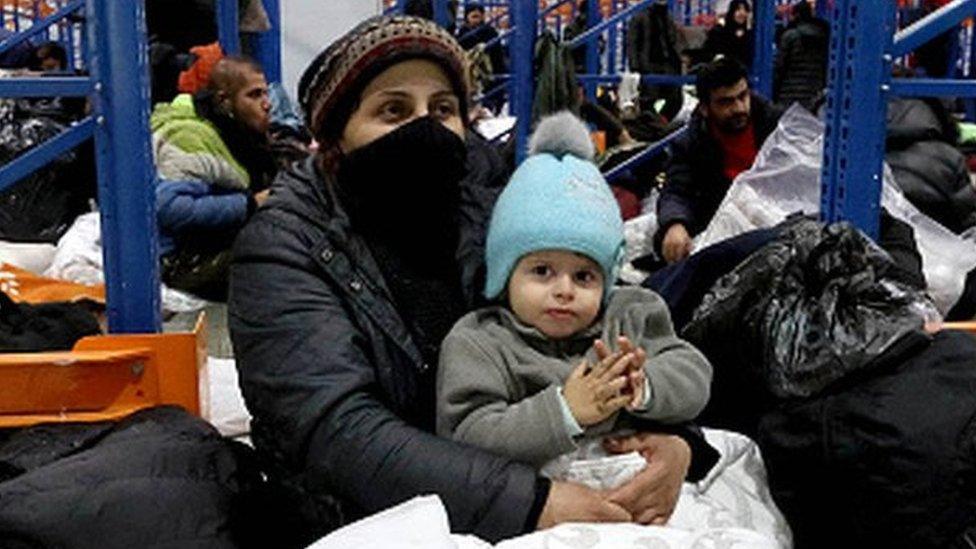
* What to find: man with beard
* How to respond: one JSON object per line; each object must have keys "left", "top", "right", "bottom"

{"left": 655, "top": 57, "right": 782, "bottom": 263}
{"left": 151, "top": 56, "right": 277, "bottom": 300}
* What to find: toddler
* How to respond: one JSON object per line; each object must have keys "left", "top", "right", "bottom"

{"left": 437, "top": 112, "right": 712, "bottom": 484}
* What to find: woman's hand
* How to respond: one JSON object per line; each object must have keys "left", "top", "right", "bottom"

{"left": 602, "top": 433, "right": 691, "bottom": 525}
{"left": 536, "top": 481, "right": 631, "bottom": 530}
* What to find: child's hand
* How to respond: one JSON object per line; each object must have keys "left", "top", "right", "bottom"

{"left": 626, "top": 367, "right": 646, "bottom": 410}
{"left": 594, "top": 337, "right": 648, "bottom": 409}
{"left": 563, "top": 351, "right": 634, "bottom": 426}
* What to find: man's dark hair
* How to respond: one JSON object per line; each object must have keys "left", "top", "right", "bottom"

{"left": 32, "top": 41, "right": 67, "bottom": 70}
{"left": 464, "top": 3, "right": 485, "bottom": 16}
{"left": 207, "top": 55, "right": 265, "bottom": 95}
{"left": 695, "top": 56, "right": 749, "bottom": 103}
{"left": 792, "top": 0, "right": 813, "bottom": 21}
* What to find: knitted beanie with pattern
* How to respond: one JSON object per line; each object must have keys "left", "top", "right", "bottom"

{"left": 298, "top": 15, "right": 470, "bottom": 142}
{"left": 484, "top": 112, "right": 625, "bottom": 302}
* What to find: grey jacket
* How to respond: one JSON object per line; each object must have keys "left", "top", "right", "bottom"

{"left": 437, "top": 286, "right": 712, "bottom": 467}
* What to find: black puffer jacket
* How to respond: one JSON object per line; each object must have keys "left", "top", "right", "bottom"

{"left": 230, "top": 153, "right": 717, "bottom": 544}
{"left": 885, "top": 98, "right": 976, "bottom": 234}
{"left": 773, "top": 19, "right": 829, "bottom": 107}
{"left": 0, "top": 406, "right": 261, "bottom": 549}
{"left": 228, "top": 156, "right": 540, "bottom": 543}
{"left": 626, "top": 7, "right": 682, "bottom": 75}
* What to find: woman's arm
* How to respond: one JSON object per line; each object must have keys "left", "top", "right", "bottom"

{"left": 228, "top": 214, "right": 541, "bottom": 542}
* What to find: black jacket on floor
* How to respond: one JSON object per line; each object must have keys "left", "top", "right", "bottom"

{"left": 758, "top": 329, "right": 976, "bottom": 549}
{"left": 885, "top": 98, "right": 976, "bottom": 234}
{"left": 0, "top": 406, "right": 261, "bottom": 549}
{"left": 0, "top": 291, "right": 100, "bottom": 352}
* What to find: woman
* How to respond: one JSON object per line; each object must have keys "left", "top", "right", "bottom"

{"left": 228, "top": 15, "right": 716, "bottom": 546}
{"left": 704, "top": 0, "right": 754, "bottom": 69}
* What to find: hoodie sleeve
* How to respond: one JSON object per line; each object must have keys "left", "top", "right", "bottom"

{"left": 605, "top": 287, "right": 713, "bottom": 423}
{"left": 156, "top": 180, "right": 250, "bottom": 237}
{"left": 437, "top": 326, "right": 580, "bottom": 467}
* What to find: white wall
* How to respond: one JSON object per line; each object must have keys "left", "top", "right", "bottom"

{"left": 280, "top": 1, "right": 382, "bottom": 102}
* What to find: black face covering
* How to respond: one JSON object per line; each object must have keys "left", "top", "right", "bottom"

{"left": 334, "top": 116, "right": 470, "bottom": 381}
{"left": 335, "top": 116, "right": 468, "bottom": 254}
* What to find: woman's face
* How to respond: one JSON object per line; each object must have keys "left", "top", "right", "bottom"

{"left": 339, "top": 59, "right": 465, "bottom": 154}
{"left": 732, "top": 4, "right": 749, "bottom": 25}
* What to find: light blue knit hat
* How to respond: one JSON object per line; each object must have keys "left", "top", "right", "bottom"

{"left": 484, "top": 111, "right": 625, "bottom": 302}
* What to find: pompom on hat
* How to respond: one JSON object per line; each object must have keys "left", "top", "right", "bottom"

{"left": 298, "top": 15, "right": 471, "bottom": 142}
{"left": 484, "top": 112, "right": 625, "bottom": 302}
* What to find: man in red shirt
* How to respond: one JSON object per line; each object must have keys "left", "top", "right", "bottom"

{"left": 655, "top": 57, "right": 783, "bottom": 263}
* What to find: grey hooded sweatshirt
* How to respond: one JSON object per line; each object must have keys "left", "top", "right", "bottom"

{"left": 437, "top": 286, "right": 712, "bottom": 467}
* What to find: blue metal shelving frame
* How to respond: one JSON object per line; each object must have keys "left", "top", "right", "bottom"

{"left": 87, "top": 0, "right": 161, "bottom": 333}
{"left": 217, "top": 0, "right": 240, "bottom": 55}
{"left": 386, "top": 0, "right": 781, "bottom": 169}
{"left": 0, "top": 0, "right": 281, "bottom": 333}
{"left": 0, "top": 0, "right": 161, "bottom": 333}
{"left": 821, "top": 0, "right": 976, "bottom": 236}
{"left": 0, "top": 0, "right": 952, "bottom": 334}
{"left": 216, "top": 0, "right": 282, "bottom": 83}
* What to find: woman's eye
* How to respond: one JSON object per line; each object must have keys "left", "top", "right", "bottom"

{"left": 433, "top": 101, "right": 457, "bottom": 118}
{"left": 380, "top": 101, "right": 407, "bottom": 118}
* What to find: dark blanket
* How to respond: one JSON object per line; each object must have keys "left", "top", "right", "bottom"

{"left": 759, "top": 330, "right": 976, "bottom": 549}
{"left": 0, "top": 406, "right": 263, "bottom": 549}
{"left": 0, "top": 292, "right": 100, "bottom": 352}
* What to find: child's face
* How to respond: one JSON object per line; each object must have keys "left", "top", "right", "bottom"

{"left": 507, "top": 250, "right": 604, "bottom": 340}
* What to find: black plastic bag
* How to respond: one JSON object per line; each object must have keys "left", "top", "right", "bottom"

{"left": 0, "top": 99, "right": 96, "bottom": 243}
{"left": 683, "top": 218, "right": 935, "bottom": 399}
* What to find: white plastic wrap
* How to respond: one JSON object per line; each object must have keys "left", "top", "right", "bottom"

{"left": 695, "top": 105, "right": 976, "bottom": 314}
{"left": 43, "top": 212, "right": 209, "bottom": 314}
{"left": 621, "top": 211, "right": 658, "bottom": 284}
{"left": 307, "top": 430, "right": 791, "bottom": 549}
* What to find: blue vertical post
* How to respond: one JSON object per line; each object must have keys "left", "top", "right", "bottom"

{"left": 620, "top": 0, "right": 630, "bottom": 70}
{"left": 87, "top": 0, "right": 161, "bottom": 333}
{"left": 968, "top": 22, "right": 976, "bottom": 120}
{"left": 32, "top": 0, "right": 40, "bottom": 38}
{"left": 253, "top": 0, "right": 281, "bottom": 83}
{"left": 816, "top": 0, "right": 830, "bottom": 20}
{"left": 433, "top": 0, "right": 451, "bottom": 28}
{"left": 752, "top": 0, "right": 775, "bottom": 98}
{"left": 79, "top": 8, "right": 88, "bottom": 70}
{"left": 217, "top": 0, "right": 240, "bottom": 55}
{"left": 585, "top": 0, "right": 600, "bottom": 100}
{"left": 608, "top": 0, "right": 618, "bottom": 74}
{"left": 511, "top": 0, "right": 536, "bottom": 164}
{"left": 64, "top": 19, "right": 75, "bottom": 69}
{"left": 820, "top": 0, "right": 895, "bottom": 240}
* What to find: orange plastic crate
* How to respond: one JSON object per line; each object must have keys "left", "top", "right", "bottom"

{"left": 0, "top": 314, "right": 206, "bottom": 428}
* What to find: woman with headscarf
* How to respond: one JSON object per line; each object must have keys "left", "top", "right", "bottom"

{"left": 703, "top": 0, "right": 754, "bottom": 69}
{"left": 228, "top": 15, "right": 717, "bottom": 546}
